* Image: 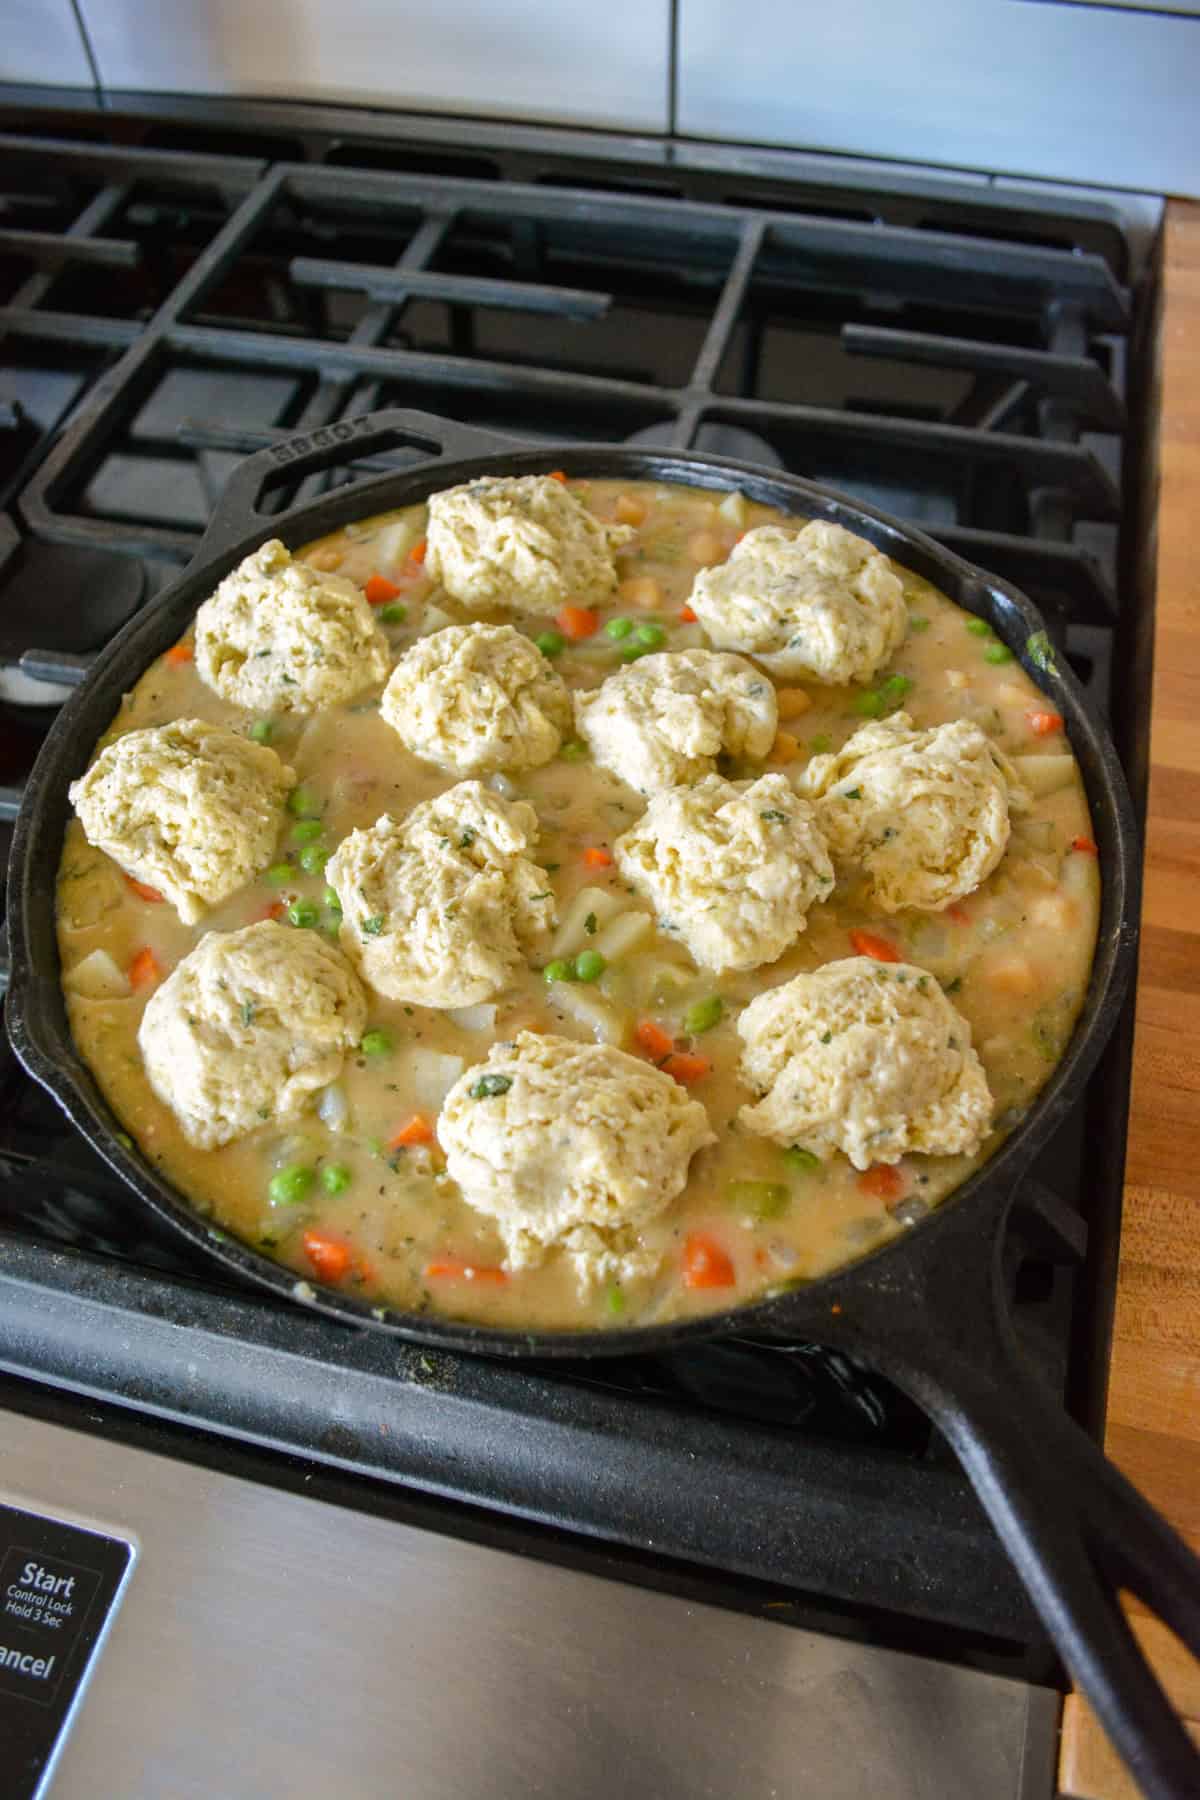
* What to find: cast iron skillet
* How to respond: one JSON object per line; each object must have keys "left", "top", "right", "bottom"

{"left": 8, "top": 409, "right": 1200, "bottom": 1796}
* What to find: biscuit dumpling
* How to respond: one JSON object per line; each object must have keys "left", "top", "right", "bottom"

{"left": 438, "top": 1031, "right": 715, "bottom": 1276}
{"left": 573, "top": 649, "right": 777, "bottom": 794}
{"left": 798, "top": 713, "right": 1030, "bottom": 912}
{"left": 614, "top": 772, "right": 834, "bottom": 974}
{"left": 69, "top": 718, "right": 295, "bottom": 925}
{"left": 137, "top": 921, "right": 367, "bottom": 1149}
{"left": 425, "top": 475, "right": 632, "bottom": 613}
{"left": 325, "top": 782, "right": 555, "bottom": 1007}
{"left": 736, "top": 955, "right": 993, "bottom": 1168}
{"left": 688, "top": 520, "right": 906, "bottom": 684}
{"left": 194, "top": 538, "right": 389, "bottom": 714}
{"left": 381, "top": 622, "right": 572, "bottom": 774}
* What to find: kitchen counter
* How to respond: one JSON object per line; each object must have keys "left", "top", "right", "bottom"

{"left": 1059, "top": 200, "right": 1200, "bottom": 1797}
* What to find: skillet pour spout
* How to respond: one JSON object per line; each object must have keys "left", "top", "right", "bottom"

{"left": 7, "top": 404, "right": 1199, "bottom": 1798}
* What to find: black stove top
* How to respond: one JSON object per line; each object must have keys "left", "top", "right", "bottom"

{"left": 0, "top": 102, "right": 1155, "bottom": 1682}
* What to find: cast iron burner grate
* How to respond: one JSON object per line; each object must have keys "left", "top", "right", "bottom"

{"left": 0, "top": 105, "right": 1155, "bottom": 1673}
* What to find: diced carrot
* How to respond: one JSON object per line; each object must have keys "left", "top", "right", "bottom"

{"left": 128, "top": 947, "right": 162, "bottom": 989}
{"left": 164, "top": 643, "right": 193, "bottom": 665}
{"left": 1027, "top": 710, "right": 1064, "bottom": 737}
{"left": 679, "top": 604, "right": 698, "bottom": 623}
{"left": 682, "top": 1233, "right": 736, "bottom": 1289}
{"left": 1072, "top": 835, "right": 1099, "bottom": 856}
{"left": 635, "top": 1019, "right": 674, "bottom": 1060}
{"left": 355, "top": 1254, "right": 377, "bottom": 1286}
{"left": 615, "top": 494, "right": 647, "bottom": 526}
{"left": 662, "top": 1051, "right": 711, "bottom": 1086}
{"left": 409, "top": 538, "right": 427, "bottom": 564}
{"left": 769, "top": 729, "right": 802, "bottom": 765}
{"left": 556, "top": 604, "right": 599, "bottom": 641}
{"left": 124, "top": 874, "right": 165, "bottom": 904}
{"left": 259, "top": 899, "right": 286, "bottom": 922}
{"left": 364, "top": 573, "right": 402, "bottom": 605}
{"left": 582, "top": 846, "right": 613, "bottom": 869}
{"left": 858, "top": 1164, "right": 906, "bottom": 1203}
{"left": 425, "top": 1256, "right": 509, "bottom": 1285}
{"left": 547, "top": 470, "right": 568, "bottom": 483}
{"left": 302, "top": 1230, "right": 352, "bottom": 1284}
{"left": 945, "top": 904, "right": 970, "bottom": 926}
{"left": 849, "top": 929, "right": 901, "bottom": 964}
{"left": 389, "top": 1114, "right": 434, "bottom": 1149}
{"left": 775, "top": 687, "right": 812, "bottom": 720}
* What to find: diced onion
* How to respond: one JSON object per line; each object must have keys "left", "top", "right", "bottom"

{"left": 374, "top": 519, "right": 420, "bottom": 569}
{"left": 487, "top": 773, "right": 518, "bottom": 799}
{"left": 317, "top": 1083, "right": 349, "bottom": 1132}
{"left": 550, "top": 886, "right": 624, "bottom": 960}
{"left": 447, "top": 1003, "right": 497, "bottom": 1032}
{"left": 718, "top": 489, "right": 747, "bottom": 528}
{"left": 63, "top": 948, "right": 131, "bottom": 999}
{"left": 420, "top": 603, "right": 457, "bottom": 634}
{"left": 590, "top": 909, "right": 654, "bottom": 961}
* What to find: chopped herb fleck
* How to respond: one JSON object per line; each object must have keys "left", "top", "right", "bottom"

{"left": 760, "top": 809, "right": 790, "bottom": 823}
{"left": 584, "top": 911, "right": 598, "bottom": 935}
{"left": 1026, "top": 630, "right": 1058, "bottom": 675}
{"left": 470, "top": 1073, "right": 513, "bottom": 1099}
{"left": 842, "top": 787, "right": 862, "bottom": 800}
{"left": 819, "top": 1030, "right": 833, "bottom": 1044}
{"left": 240, "top": 1001, "right": 256, "bottom": 1028}
{"left": 362, "top": 914, "right": 386, "bottom": 936}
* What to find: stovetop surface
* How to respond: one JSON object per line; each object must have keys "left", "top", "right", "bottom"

{"left": 0, "top": 100, "right": 1155, "bottom": 1679}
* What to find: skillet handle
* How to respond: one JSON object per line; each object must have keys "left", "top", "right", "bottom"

{"left": 829, "top": 1205, "right": 1200, "bottom": 1800}
{"left": 191, "top": 407, "right": 524, "bottom": 568}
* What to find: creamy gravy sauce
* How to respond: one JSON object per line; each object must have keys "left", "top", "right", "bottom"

{"left": 57, "top": 478, "right": 1100, "bottom": 1331}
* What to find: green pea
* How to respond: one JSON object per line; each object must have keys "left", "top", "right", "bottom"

{"left": 783, "top": 1146, "right": 822, "bottom": 1173}
{"left": 379, "top": 602, "right": 407, "bottom": 624}
{"left": 606, "top": 1284, "right": 626, "bottom": 1318}
{"left": 633, "top": 622, "right": 666, "bottom": 648}
{"left": 299, "top": 844, "right": 330, "bottom": 875}
{"left": 360, "top": 1029, "right": 393, "bottom": 1058}
{"left": 574, "top": 949, "right": 606, "bottom": 982}
{"left": 288, "top": 785, "right": 320, "bottom": 817}
{"left": 809, "top": 734, "right": 832, "bottom": 754}
{"left": 470, "top": 1073, "right": 513, "bottom": 1099}
{"left": 604, "top": 616, "right": 634, "bottom": 640}
{"left": 265, "top": 862, "right": 293, "bottom": 886}
{"left": 880, "top": 673, "right": 913, "bottom": 703}
{"left": 543, "top": 958, "right": 573, "bottom": 984}
{"left": 535, "top": 630, "right": 565, "bottom": 658}
{"left": 287, "top": 899, "right": 320, "bottom": 929}
{"left": 984, "top": 643, "right": 1013, "bottom": 664}
{"left": 619, "top": 642, "right": 649, "bottom": 662}
{"left": 907, "top": 615, "right": 930, "bottom": 633}
{"left": 269, "top": 1164, "right": 315, "bottom": 1207}
{"left": 250, "top": 718, "right": 275, "bottom": 744}
{"left": 321, "top": 1163, "right": 352, "bottom": 1195}
{"left": 684, "top": 995, "right": 724, "bottom": 1035}
{"left": 965, "top": 617, "right": 992, "bottom": 637}
{"left": 855, "top": 689, "right": 886, "bottom": 718}
{"left": 726, "top": 1179, "right": 790, "bottom": 1219}
{"left": 292, "top": 819, "right": 323, "bottom": 843}
{"left": 559, "top": 740, "right": 588, "bottom": 762}
{"left": 324, "top": 886, "right": 342, "bottom": 911}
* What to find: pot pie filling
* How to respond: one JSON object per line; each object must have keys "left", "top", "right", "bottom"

{"left": 57, "top": 474, "right": 1101, "bottom": 1331}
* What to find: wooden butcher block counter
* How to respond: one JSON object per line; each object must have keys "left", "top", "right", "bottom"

{"left": 1058, "top": 201, "right": 1200, "bottom": 1796}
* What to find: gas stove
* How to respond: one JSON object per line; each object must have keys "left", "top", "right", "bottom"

{"left": 0, "top": 101, "right": 1158, "bottom": 1780}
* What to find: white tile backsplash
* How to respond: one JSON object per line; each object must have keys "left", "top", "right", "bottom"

{"left": 77, "top": 0, "right": 670, "bottom": 132}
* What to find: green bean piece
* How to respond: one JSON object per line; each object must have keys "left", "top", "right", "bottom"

{"left": 574, "top": 949, "right": 606, "bottom": 982}
{"left": 269, "top": 1164, "right": 315, "bottom": 1207}
{"left": 726, "top": 1179, "right": 791, "bottom": 1219}
{"left": 321, "top": 1163, "right": 352, "bottom": 1196}
{"left": 684, "top": 995, "right": 724, "bottom": 1035}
